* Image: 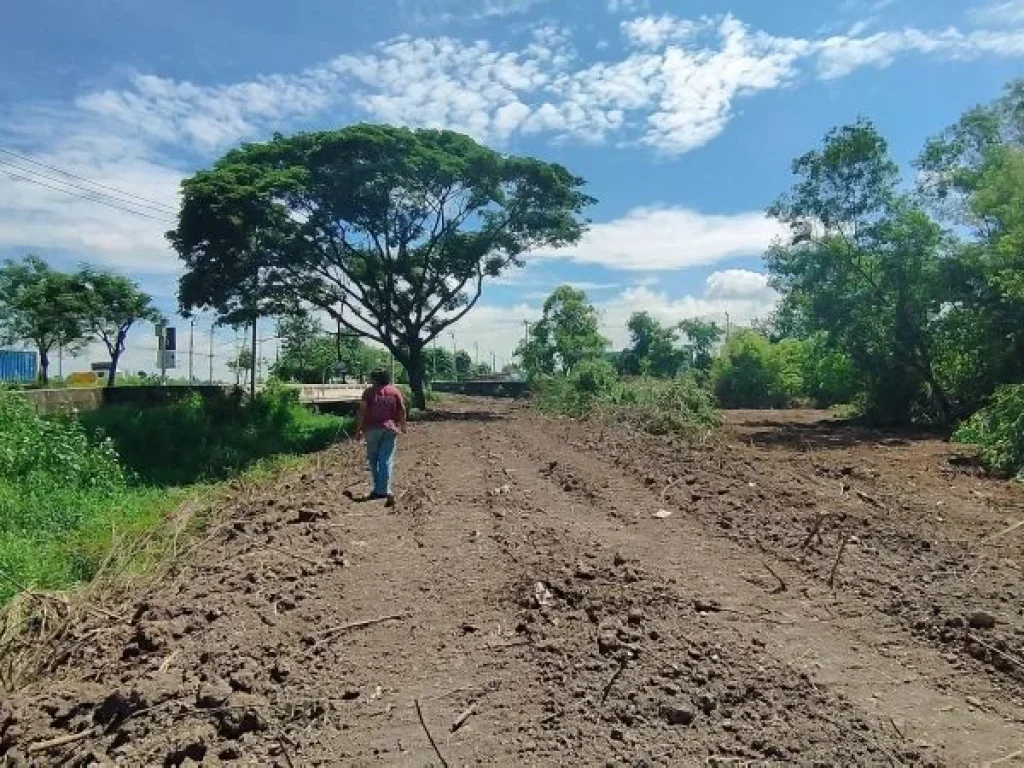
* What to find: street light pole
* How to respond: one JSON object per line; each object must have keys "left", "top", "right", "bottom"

{"left": 450, "top": 332, "right": 457, "bottom": 381}
{"left": 208, "top": 324, "right": 214, "bottom": 384}
{"left": 189, "top": 319, "right": 195, "bottom": 382}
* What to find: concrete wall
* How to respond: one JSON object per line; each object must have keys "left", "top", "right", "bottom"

{"left": 432, "top": 380, "right": 530, "bottom": 398}
{"left": 23, "top": 385, "right": 241, "bottom": 415}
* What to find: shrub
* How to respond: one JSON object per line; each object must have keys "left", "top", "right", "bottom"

{"left": 536, "top": 364, "right": 719, "bottom": 436}
{"left": 953, "top": 383, "right": 1024, "bottom": 478}
{"left": 712, "top": 330, "right": 785, "bottom": 408}
{"left": 0, "top": 390, "right": 169, "bottom": 602}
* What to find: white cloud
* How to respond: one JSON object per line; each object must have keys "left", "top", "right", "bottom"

{"left": 534, "top": 206, "right": 787, "bottom": 270}
{"left": 968, "top": 0, "right": 1024, "bottom": 26}
{"left": 620, "top": 15, "right": 704, "bottom": 48}
{"left": 607, "top": 0, "right": 649, "bottom": 13}
{"left": 454, "top": 269, "right": 778, "bottom": 359}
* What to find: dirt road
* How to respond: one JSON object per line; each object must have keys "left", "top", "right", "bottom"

{"left": 2, "top": 401, "right": 1022, "bottom": 766}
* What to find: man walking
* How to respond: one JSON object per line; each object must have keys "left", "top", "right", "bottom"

{"left": 355, "top": 367, "right": 406, "bottom": 506}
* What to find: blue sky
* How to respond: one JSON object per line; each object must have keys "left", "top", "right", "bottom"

{"left": 2, "top": 0, "right": 1023, "bottom": 375}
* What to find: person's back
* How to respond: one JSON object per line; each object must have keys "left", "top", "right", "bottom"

{"left": 362, "top": 382, "right": 404, "bottom": 435}
{"left": 355, "top": 369, "right": 406, "bottom": 504}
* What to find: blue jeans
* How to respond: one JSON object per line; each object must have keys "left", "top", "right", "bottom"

{"left": 365, "top": 428, "right": 398, "bottom": 496}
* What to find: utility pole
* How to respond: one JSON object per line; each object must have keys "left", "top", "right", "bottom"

{"left": 189, "top": 319, "right": 195, "bottom": 382}
{"left": 57, "top": 342, "right": 63, "bottom": 381}
{"left": 724, "top": 311, "right": 731, "bottom": 341}
{"left": 208, "top": 324, "right": 214, "bottom": 384}
{"left": 474, "top": 341, "right": 479, "bottom": 367}
{"left": 491, "top": 351, "right": 496, "bottom": 373}
{"left": 450, "top": 332, "right": 457, "bottom": 381}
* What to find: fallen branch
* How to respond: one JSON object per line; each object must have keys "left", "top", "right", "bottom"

{"left": 854, "top": 489, "right": 886, "bottom": 510}
{"left": 27, "top": 727, "right": 97, "bottom": 754}
{"left": 800, "top": 512, "right": 826, "bottom": 551}
{"left": 600, "top": 659, "right": 628, "bottom": 705}
{"left": 450, "top": 703, "right": 477, "bottom": 733}
{"left": 967, "top": 633, "right": 1024, "bottom": 674}
{"left": 414, "top": 698, "right": 450, "bottom": 768}
{"left": 277, "top": 735, "right": 296, "bottom": 768}
{"left": 983, "top": 518, "right": 1024, "bottom": 544}
{"left": 763, "top": 561, "right": 787, "bottom": 594}
{"left": 321, "top": 613, "right": 408, "bottom": 639}
{"left": 828, "top": 532, "right": 852, "bottom": 589}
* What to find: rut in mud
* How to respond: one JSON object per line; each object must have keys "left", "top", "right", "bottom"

{"left": 1, "top": 401, "right": 1022, "bottom": 766}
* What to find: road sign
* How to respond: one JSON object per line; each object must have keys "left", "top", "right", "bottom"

{"left": 90, "top": 361, "right": 112, "bottom": 372}
{"left": 158, "top": 350, "right": 176, "bottom": 369}
{"left": 68, "top": 371, "right": 98, "bottom": 386}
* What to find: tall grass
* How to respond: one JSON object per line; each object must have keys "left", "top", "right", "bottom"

{"left": 0, "top": 386, "right": 349, "bottom": 603}
{"left": 80, "top": 384, "right": 350, "bottom": 486}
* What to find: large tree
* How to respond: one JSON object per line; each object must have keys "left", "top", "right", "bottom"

{"left": 74, "top": 267, "right": 161, "bottom": 387}
{"left": 621, "top": 311, "right": 681, "bottom": 377}
{"left": 517, "top": 286, "right": 607, "bottom": 377}
{"left": 170, "top": 124, "right": 592, "bottom": 408}
{"left": 0, "top": 256, "right": 88, "bottom": 384}
{"left": 677, "top": 318, "right": 723, "bottom": 374}
{"left": 767, "top": 120, "right": 954, "bottom": 424}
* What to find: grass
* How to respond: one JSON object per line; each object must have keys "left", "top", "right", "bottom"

{"left": 80, "top": 383, "right": 351, "bottom": 486}
{"left": 0, "top": 385, "right": 350, "bottom": 604}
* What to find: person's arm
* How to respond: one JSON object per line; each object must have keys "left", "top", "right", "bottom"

{"left": 396, "top": 392, "right": 408, "bottom": 434}
{"left": 356, "top": 398, "right": 367, "bottom": 439}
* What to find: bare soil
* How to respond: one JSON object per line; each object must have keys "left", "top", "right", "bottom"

{"left": 2, "top": 401, "right": 1022, "bottom": 766}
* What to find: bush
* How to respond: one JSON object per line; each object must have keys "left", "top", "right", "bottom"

{"left": 712, "top": 330, "right": 785, "bottom": 408}
{"left": 81, "top": 384, "right": 350, "bottom": 486}
{"left": 0, "top": 391, "right": 169, "bottom": 602}
{"left": 953, "top": 383, "right": 1024, "bottom": 478}
{"left": 536, "top": 362, "right": 719, "bottom": 436}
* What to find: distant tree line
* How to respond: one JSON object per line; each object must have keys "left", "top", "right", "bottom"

{"left": 0, "top": 255, "right": 160, "bottom": 386}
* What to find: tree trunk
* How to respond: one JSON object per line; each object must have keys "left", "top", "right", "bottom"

{"left": 38, "top": 347, "right": 49, "bottom": 386}
{"left": 250, "top": 320, "right": 258, "bottom": 399}
{"left": 406, "top": 345, "right": 427, "bottom": 411}
{"left": 107, "top": 348, "right": 121, "bottom": 388}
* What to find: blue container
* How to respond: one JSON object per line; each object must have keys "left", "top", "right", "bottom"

{"left": 0, "top": 350, "right": 38, "bottom": 383}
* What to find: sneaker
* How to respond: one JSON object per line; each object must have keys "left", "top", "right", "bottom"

{"left": 385, "top": 494, "right": 396, "bottom": 508}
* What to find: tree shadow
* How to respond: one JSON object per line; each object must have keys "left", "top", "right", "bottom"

{"left": 414, "top": 409, "right": 507, "bottom": 423}
{"left": 738, "top": 419, "right": 945, "bottom": 451}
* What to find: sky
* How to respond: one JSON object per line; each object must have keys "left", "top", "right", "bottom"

{"left": 2, "top": 0, "right": 1023, "bottom": 379}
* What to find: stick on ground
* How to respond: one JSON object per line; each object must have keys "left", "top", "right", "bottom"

{"left": 828, "top": 532, "right": 851, "bottom": 589}
{"left": 414, "top": 698, "right": 450, "bottom": 768}
{"left": 601, "top": 659, "right": 628, "bottom": 705}
{"left": 450, "top": 703, "right": 477, "bottom": 733}
{"left": 321, "top": 613, "right": 408, "bottom": 639}
{"left": 763, "top": 561, "right": 787, "bottom": 594}
{"left": 27, "top": 727, "right": 97, "bottom": 754}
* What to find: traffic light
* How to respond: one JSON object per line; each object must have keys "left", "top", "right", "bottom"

{"left": 164, "top": 327, "right": 177, "bottom": 351}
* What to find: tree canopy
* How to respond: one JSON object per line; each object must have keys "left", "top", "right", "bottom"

{"left": 74, "top": 267, "right": 161, "bottom": 387}
{"left": 170, "top": 124, "right": 592, "bottom": 408}
{"left": 0, "top": 256, "right": 89, "bottom": 384}
{"left": 517, "top": 286, "right": 607, "bottom": 377}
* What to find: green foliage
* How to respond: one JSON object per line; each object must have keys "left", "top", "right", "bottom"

{"left": 518, "top": 286, "right": 607, "bottom": 377}
{"left": 954, "top": 384, "right": 1024, "bottom": 479}
{"left": 678, "top": 318, "right": 723, "bottom": 374}
{"left": 767, "top": 120, "right": 955, "bottom": 423}
{"left": 80, "top": 385, "right": 349, "bottom": 486}
{"left": 712, "top": 330, "right": 786, "bottom": 408}
{"left": 536, "top": 361, "right": 718, "bottom": 437}
{"left": 0, "top": 255, "right": 89, "bottom": 384}
{"left": 74, "top": 267, "right": 161, "bottom": 387}
{"left": 171, "top": 123, "right": 592, "bottom": 409}
{"left": 621, "top": 312, "right": 682, "bottom": 377}
{"left": 0, "top": 391, "right": 164, "bottom": 602}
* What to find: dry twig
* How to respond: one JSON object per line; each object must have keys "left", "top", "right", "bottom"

{"left": 450, "top": 703, "right": 477, "bottom": 733}
{"left": 828, "top": 532, "right": 852, "bottom": 589}
{"left": 415, "top": 698, "right": 450, "bottom": 768}
{"left": 27, "top": 727, "right": 98, "bottom": 754}
{"left": 967, "top": 633, "right": 1024, "bottom": 674}
{"left": 321, "top": 613, "right": 408, "bottom": 639}
{"left": 763, "top": 561, "right": 787, "bottom": 594}
{"left": 601, "top": 659, "right": 628, "bottom": 705}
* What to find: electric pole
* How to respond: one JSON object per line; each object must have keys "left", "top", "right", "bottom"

{"left": 450, "top": 332, "right": 457, "bottom": 381}
{"left": 189, "top": 319, "right": 195, "bottom": 382}
{"left": 208, "top": 324, "right": 214, "bottom": 384}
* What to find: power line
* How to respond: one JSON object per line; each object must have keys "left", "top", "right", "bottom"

{"left": 0, "top": 146, "right": 177, "bottom": 213}
{"left": 0, "top": 157, "right": 175, "bottom": 217}
{"left": 2, "top": 167, "right": 176, "bottom": 224}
